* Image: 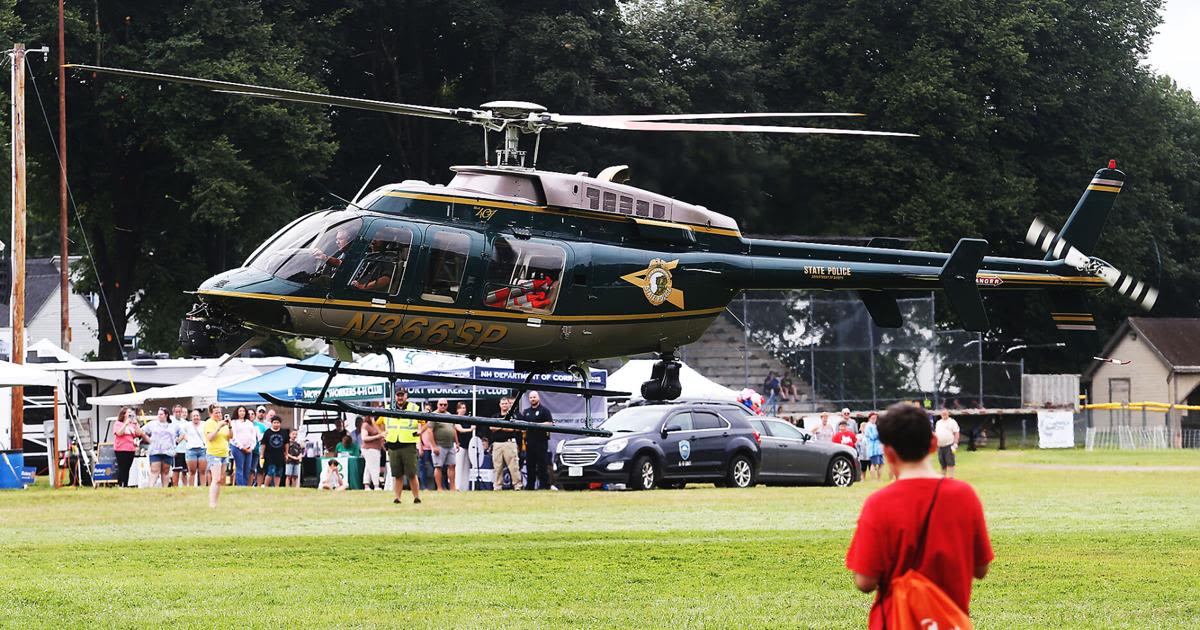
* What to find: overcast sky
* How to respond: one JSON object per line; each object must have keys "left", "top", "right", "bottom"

{"left": 1147, "top": 0, "right": 1199, "bottom": 97}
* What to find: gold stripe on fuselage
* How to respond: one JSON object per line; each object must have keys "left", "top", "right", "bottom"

{"left": 381, "top": 191, "right": 743, "bottom": 237}
{"left": 197, "top": 289, "right": 727, "bottom": 323}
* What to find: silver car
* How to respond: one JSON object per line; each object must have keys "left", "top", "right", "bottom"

{"left": 748, "top": 417, "right": 860, "bottom": 487}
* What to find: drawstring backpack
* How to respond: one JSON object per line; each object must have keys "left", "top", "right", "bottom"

{"left": 880, "top": 478, "right": 974, "bottom": 630}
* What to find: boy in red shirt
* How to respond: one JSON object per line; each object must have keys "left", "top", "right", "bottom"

{"left": 845, "top": 403, "right": 993, "bottom": 629}
{"left": 832, "top": 421, "right": 857, "bottom": 448}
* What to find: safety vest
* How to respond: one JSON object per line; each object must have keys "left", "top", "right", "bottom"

{"left": 385, "top": 401, "right": 422, "bottom": 443}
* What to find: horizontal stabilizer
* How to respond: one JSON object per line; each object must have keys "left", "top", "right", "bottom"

{"left": 857, "top": 290, "right": 902, "bottom": 328}
{"left": 335, "top": 400, "right": 612, "bottom": 437}
{"left": 940, "top": 238, "right": 990, "bottom": 332}
{"left": 1049, "top": 290, "right": 1099, "bottom": 352}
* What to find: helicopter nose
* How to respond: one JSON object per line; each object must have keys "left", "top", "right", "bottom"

{"left": 193, "top": 267, "right": 295, "bottom": 336}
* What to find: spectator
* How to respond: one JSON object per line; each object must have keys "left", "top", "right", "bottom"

{"left": 360, "top": 414, "right": 385, "bottom": 490}
{"left": 385, "top": 387, "right": 422, "bottom": 504}
{"left": 230, "top": 406, "right": 258, "bottom": 486}
{"left": 856, "top": 426, "right": 870, "bottom": 477}
{"left": 319, "top": 459, "right": 348, "bottom": 491}
{"left": 422, "top": 399, "right": 457, "bottom": 491}
{"left": 453, "top": 401, "right": 474, "bottom": 491}
{"left": 203, "top": 404, "right": 232, "bottom": 508}
{"left": 284, "top": 429, "right": 304, "bottom": 488}
{"left": 833, "top": 421, "right": 858, "bottom": 449}
{"left": 840, "top": 408, "right": 859, "bottom": 433}
{"left": 935, "top": 409, "right": 961, "bottom": 478}
{"left": 846, "top": 403, "right": 993, "bottom": 628}
{"left": 336, "top": 434, "right": 361, "bottom": 457}
{"left": 864, "top": 412, "right": 884, "bottom": 481}
{"left": 762, "top": 371, "right": 781, "bottom": 415}
{"left": 417, "top": 412, "right": 436, "bottom": 491}
{"left": 169, "top": 404, "right": 190, "bottom": 487}
{"left": 322, "top": 418, "right": 348, "bottom": 456}
{"left": 143, "top": 407, "right": 182, "bottom": 488}
{"left": 519, "top": 392, "right": 553, "bottom": 490}
{"left": 260, "top": 415, "right": 288, "bottom": 488}
{"left": 112, "top": 407, "right": 143, "bottom": 487}
{"left": 252, "top": 406, "right": 270, "bottom": 486}
{"left": 182, "top": 409, "right": 208, "bottom": 486}
{"left": 490, "top": 396, "right": 522, "bottom": 490}
{"left": 780, "top": 373, "right": 797, "bottom": 401}
{"left": 811, "top": 412, "right": 835, "bottom": 442}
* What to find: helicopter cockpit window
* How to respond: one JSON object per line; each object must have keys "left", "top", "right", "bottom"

{"left": 483, "top": 237, "right": 566, "bottom": 315}
{"left": 347, "top": 225, "right": 413, "bottom": 295}
{"left": 246, "top": 212, "right": 363, "bottom": 286}
{"left": 421, "top": 231, "right": 470, "bottom": 303}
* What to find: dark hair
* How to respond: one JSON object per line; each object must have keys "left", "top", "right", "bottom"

{"left": 341, "top": 435, "right": 353, "bottom": 448}
{"left": 837, "top": 421, "right": 847, "bottom": 429}
{"left": 235, "top": 405, "right": 250, "bottom": 420}
{"left": 878, "top": 403, "right": 933, "bottom": 462}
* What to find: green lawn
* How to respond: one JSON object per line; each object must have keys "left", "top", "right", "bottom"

{"left": 1, "top": 448, "right": 1197, "bottom": 628}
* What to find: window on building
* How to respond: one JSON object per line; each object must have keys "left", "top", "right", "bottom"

{"left": 1108, "top": 378, "right": 1131, "bottom": 404}
{"left": 421, "top": 231, "right": 470, "bottom": 303}
{"left": 483, "top": 237, "right": 566, "bottom": 314}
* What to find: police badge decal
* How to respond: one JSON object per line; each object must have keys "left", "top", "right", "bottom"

{"left": 620, "top": 258, "right": 685, "bottom": 309}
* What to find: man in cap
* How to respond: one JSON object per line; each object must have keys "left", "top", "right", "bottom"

{"left": 384, "top": 387, "right": 423, "bottom": 504}
{"left": 840, "top": 407, "right": 859, "bottom": 433}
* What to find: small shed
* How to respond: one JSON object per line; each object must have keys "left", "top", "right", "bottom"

{"left": 1082, "top": 318, "right": 1200, "bottom": 432}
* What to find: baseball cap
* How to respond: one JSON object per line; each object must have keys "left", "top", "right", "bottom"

{"left": 256, "top": 405, "right": 267, "bottom": 413}
{"left": 841, "top": 408, "right": 851, "bottom": 414}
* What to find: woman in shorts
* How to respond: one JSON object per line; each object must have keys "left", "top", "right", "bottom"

{"left": 142, "top": 407, "right": 181, "bottom": 487}
{"left": 182, "top": 409, "right": 208, "bottom": 485}
{"left": 112, "top": 407, "right": 143, "bottom": 487}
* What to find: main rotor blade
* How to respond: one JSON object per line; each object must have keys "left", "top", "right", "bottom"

{"left": 555, "top": 112, "right": 866, "bottom": 123}
{"left": 573, "top": 118, "right": 918, "bottom": 137}
{"left": 67, "top": 64, "right": 480, "bottom": 122}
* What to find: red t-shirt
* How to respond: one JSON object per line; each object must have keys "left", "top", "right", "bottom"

{"left": 833, "top": 430, "right": 857, "bottom": 447}
{"left": 845, "top": 478, "right": 994, "bottom": 629}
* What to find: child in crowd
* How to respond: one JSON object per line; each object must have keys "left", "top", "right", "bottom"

{"left": 319, "top": 459, "right": 348, "bottom": 491}
{"left": 833, "top": 421, "right": 858, "bottom": 448}
{"left": 856, "top": 426, "right": 871, "bottom": 476}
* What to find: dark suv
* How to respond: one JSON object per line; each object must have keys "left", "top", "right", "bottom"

{"left": 553, "top": 401, "right": 761, "bottom": 490}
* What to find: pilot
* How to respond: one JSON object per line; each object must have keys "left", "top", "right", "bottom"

{"left": 313, "top": 227, "right": 353, "bottom": 269}
{"left": 351, "top": 238, "right": 393, "bottom": 292}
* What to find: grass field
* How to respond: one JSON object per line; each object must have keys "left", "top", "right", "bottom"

{"left": 1, "top": 448, "right": 1198, "bottom": 628}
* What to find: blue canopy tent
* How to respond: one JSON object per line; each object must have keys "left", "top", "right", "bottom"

{"left": 217, "top": 354, "right": 337, "bottom": 404}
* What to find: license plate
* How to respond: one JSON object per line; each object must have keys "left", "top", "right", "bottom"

{"left": 568, "top": 466, "right": 583, "bottom": 477}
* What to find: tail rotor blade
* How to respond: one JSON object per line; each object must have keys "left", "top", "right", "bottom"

{"left": 1025, "top": 218, "right": 1089, "bottom": 269}
{"left": 1027, "top": 218, "right": 1158, "bottom": 311}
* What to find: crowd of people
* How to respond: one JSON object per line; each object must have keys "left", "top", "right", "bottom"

{"left": 104, "top": 386, "right": 560, "bottom": 506}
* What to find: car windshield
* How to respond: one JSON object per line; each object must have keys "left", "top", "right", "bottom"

{"left": 246, "top": 211, "right": 363, "bottom": 285}
{"left": 601, "top": 406, "right": 670, "bottom": 433}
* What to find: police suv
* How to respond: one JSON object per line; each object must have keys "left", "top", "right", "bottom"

{"left": 553, "top": 401, "right": 761, "bottom": 490}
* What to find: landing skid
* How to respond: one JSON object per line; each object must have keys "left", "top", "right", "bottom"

{"left": 261, "top": 356, "right": 624, "bottom": 437}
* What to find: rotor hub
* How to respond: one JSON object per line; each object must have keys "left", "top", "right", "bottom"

{"left": 481, "top": 100, "right": 547, "bottom": 119}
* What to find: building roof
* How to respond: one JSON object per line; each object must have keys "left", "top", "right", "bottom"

{"left": 0, "top": 258, "right": 73, "bottom": 328}
{"left": 1084, "top": 317, "right": 1200, "bottom": 380}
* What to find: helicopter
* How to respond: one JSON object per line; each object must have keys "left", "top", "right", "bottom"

{"left": 69, "top": 65, "right": 1158, "bottom": 436}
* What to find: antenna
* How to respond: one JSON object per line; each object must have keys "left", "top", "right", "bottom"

{"left": 352, "top": 164, "right": 383, "bottom": 204}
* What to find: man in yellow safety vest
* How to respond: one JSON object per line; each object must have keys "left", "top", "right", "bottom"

{"left": 385, "top": 387, "right": 423, "bottom": 504}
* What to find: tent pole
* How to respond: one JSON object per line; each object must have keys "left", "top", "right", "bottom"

{"left": 52, "top": 387, "right": 60, "bottom": 488}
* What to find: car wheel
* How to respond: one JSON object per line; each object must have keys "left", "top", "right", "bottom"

{"left": 827, "top": 456, "right": 855, "bottom": 487}
{"left": 726, "top": 453, "right": 756, "bottom": 488}
{"left": 630, "top": 455, "right": 659, "bottom": 490}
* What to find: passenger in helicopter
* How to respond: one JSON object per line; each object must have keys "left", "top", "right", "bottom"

{"left": 351, "top": 239, "right": 394, "bottom": 292}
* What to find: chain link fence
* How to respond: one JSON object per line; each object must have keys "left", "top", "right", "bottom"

{"left": 709, "top": 292, "right": 1023, "bottom": 412}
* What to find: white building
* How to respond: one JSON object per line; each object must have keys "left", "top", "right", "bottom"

{"left": 1, "top": 257, "right": 110, "bottom": 359}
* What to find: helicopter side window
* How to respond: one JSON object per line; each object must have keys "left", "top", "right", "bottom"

{"left": 421, "top": 231, "right": 470, "bottom": 303}
{"left": 602, "top": 191, "right": 617, "bottom": 212}
{"left": 248, "top": 212, "right": 363, "bottom": 286}
{"left": 652, "top": 203, "right": 666, "bottom": 219}
{"left": 483, "top": 237, "right": 566, "bottom": 315}
{"left": 585, "top": 187, "right": 601, "bottom": 210}
{"left": 618, "top": 195, "right": 634, "bottom": 215}
{"left": 635, "top": 200, "right": 650, "bottom": 217}
{"left": 347, "top": 225, "right": 413, "bottom": 295}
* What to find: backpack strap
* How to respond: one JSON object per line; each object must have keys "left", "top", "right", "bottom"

{"left": 878, "top": 477, "right": 946, "bottom": 630}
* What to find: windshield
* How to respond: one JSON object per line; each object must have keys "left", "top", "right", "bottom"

{"left": 601, "top": 406, "right": 671, "bottom": 433}
{"left": 246, "top": 211, "right": 363, "bottom": 285}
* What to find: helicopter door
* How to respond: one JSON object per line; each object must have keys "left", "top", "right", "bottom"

{"left": 320, "top": 219, "right": 416, "bottom": 330}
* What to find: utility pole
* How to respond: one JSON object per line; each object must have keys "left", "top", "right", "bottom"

{"left": 59, "top": 0, "right": 70, "bottom": 352}
{"left": 10, "top": 43, "right": 27, "bottom": 450}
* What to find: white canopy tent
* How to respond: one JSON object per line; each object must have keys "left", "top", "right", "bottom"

{"left": 0, "top": 360, "right": 58, "bottom": 388}
{"left": 86, "top": 360, "right": 263, "bottom": 408}
{"left": 606, "top": 359, "right": 740, "bottom": 403}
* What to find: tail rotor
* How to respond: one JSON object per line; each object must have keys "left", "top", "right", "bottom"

{"left": 1026, "top": 218, "right": 1158, "bottom": 311}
